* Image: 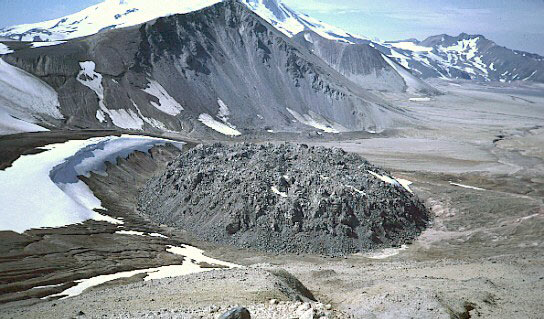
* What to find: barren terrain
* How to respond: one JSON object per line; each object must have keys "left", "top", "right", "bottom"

{"left": 0, "top": 80, "right": 543, "bottom": 318}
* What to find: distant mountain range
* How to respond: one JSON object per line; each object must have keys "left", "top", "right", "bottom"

{"left": 379, "top": 33, "right": 544, "bottom": 83}
{"left": 1, "top": 0, "right": 542, "bottom": 84}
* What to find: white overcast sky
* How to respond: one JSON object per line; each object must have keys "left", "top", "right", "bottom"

{"left": 1, "top": 0, "right": 543, "bottom": 54}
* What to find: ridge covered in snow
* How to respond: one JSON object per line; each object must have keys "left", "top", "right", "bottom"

{"left": 0, "top": 0, "right": 367, "bottom": 44}
{"left": 2, "top": 1, "right": 540, "bottom": 84}
{"left": 380, "top": 33, "right": 544, "bottom": 83}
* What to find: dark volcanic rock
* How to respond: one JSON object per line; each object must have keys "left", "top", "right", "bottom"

{"left": 138, "top": 143, "right": 430, "bottom": 255}
{"left": 219, "top": 307, "right": 251, "bottom": 319}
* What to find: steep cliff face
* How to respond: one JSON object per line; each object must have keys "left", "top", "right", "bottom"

{"left": 2, "top": 1, "right": 409, "bottom": 136}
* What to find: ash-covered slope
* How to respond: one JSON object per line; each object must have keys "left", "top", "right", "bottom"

{"left": 293, "top": 31, "right": 439, "bottom": 95}
{"left": 382, "top": 33, "right": 544, "bottom": 83}
{"left": 138, "top": 143, "right": 430, "bottom": 255}
{"left": 1, "top": 1, "right": 407, "bottom": 136}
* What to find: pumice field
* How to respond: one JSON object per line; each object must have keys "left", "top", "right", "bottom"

{"left": 0, "top": 1, "right": 543, "bottom": 318}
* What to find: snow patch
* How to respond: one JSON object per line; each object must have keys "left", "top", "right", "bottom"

{"left": 198, "top": 113, "right": 241, "bottom": 136}
{"left": 0, "top": 107, "right": 49, "bottom": 135}
{"left": 409, "top": 97, "right": 431, "bottom": 102}
{"left": 346, "top": 185, "right": 366, "bottom": 196}
{"left": 389, "top": 49, "right": 411, "bottom": 69}
{"left": 286, "top": 108, "right": 342, "bottom": 133}
{"left": 0, "top": 58, "right": 62, "bottom": 121}
{"left": 116, "top": 230, "right": 168, "bottom": 238}
{"left": 368, "top": 170, "right": 400, "bottom": 186}
{"left": 395, "top": 178, "right": 413, "bottom": 193}
{"left": 382, "top": 55, "right": 427, "bottom": 94}
{"left": 215, "top": 99, "right": 239, "bottom": 130}
{"left": 31, "top": 283, "right": 65, "bottom": 290}
{"left": 143, "top": 80, "right": 184, "bottom": 116}
{"left": 131, "top": 100, "right": 168, "bottom": 131}
{"left": 77, "top": 61, "right": 108, "bottom": 122}
{"left": 77, "top": 62, "right": 145, "bottom": 129}
{"left": 31, "top": 41, "right": 66, "bottom": 48}
{"left": 116, "top": 230, "right": 146, "bottom": 236}
{"left": 47, "top": 244, "right": 240, "bottom": 299}
{"left": 0, "top": 43, "right": 13, "bottom": 55}
{"left": 271, "top": 186, "right": 288, "bottom": 198}
{"left": 368, "top": 171, "right": 413, "bottom": 193}
{"left": 107, "top": 108, "right": 144, "bottom": 130}
{"left": 362, "top": 245, "right": 408, "bottom": 259}
{"left": 217, "top": 99, "right": 230, "bottom": 122}
{"left": 449, "top": 182, "right": 486, "bottom": 191}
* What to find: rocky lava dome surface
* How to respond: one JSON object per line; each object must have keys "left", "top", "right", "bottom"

{"left": 138, "top": 143, "right": 430, "bottom": 255}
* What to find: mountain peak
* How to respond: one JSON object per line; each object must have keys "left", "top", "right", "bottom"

{"left": 0, "top": 0, "right": 367, "bottom": 44}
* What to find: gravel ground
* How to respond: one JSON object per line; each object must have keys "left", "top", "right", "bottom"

{"left": 1, "top": 81, "right": 543, "bottom": 318}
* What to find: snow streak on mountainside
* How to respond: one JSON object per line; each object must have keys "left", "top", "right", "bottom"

{"left": 0, "top": 0, "right": 367, "bottom": 44}
{"left": 380, "top": 33, "right": 544, "bottom": 83}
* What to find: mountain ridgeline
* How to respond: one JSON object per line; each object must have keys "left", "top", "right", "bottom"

{"left": 1, "top": 0, "right": 542, "bottom": 87}
{"left": 293, "top": 31, "right": 439, "bottom": 95}
{"left": 1, "top": 1, "right": 411, "bottom": 136}
{"left": 380, "top": 33, "right": 544, "bottom": 83}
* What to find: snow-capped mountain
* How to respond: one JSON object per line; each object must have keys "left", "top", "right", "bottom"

{"left": 0, "top": 1, "right": 410, "bottom": 136}
{"left": 3, "top": 0, "right": 540, "bottom": 85}
{"left": 380, "top": 33, "right": 544, "bottom": 83}
{"left": 0, "top": 0, "right": 367, "bottom": 44}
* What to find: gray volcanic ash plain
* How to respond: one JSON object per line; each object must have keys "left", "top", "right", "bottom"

{"left": 138, "top": 143, "right": 429, "bottom": 255}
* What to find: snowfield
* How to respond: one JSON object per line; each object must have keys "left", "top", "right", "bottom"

{"left": 0, "top": 108, "right": 49, "bottom": 135}
{"left": 0, "top": 58, "right": 62, "bottom": 134}
{"left": 0, "top": 135, "right": 184, "bottom": 233}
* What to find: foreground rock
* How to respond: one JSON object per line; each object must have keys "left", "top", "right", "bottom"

{"left": 219, "top": 307, "right": 251, "bottom": 319}
{"left": 138, "top": 143, "right": 430, "bottom": 255}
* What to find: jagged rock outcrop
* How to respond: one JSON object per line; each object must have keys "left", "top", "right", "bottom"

{"left": 138, "top": 143, "right": 430, "bottom": 255}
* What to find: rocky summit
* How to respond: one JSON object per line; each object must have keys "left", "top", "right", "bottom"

{"left": 138, "top": 143, "right": 430, "bottom": 255}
